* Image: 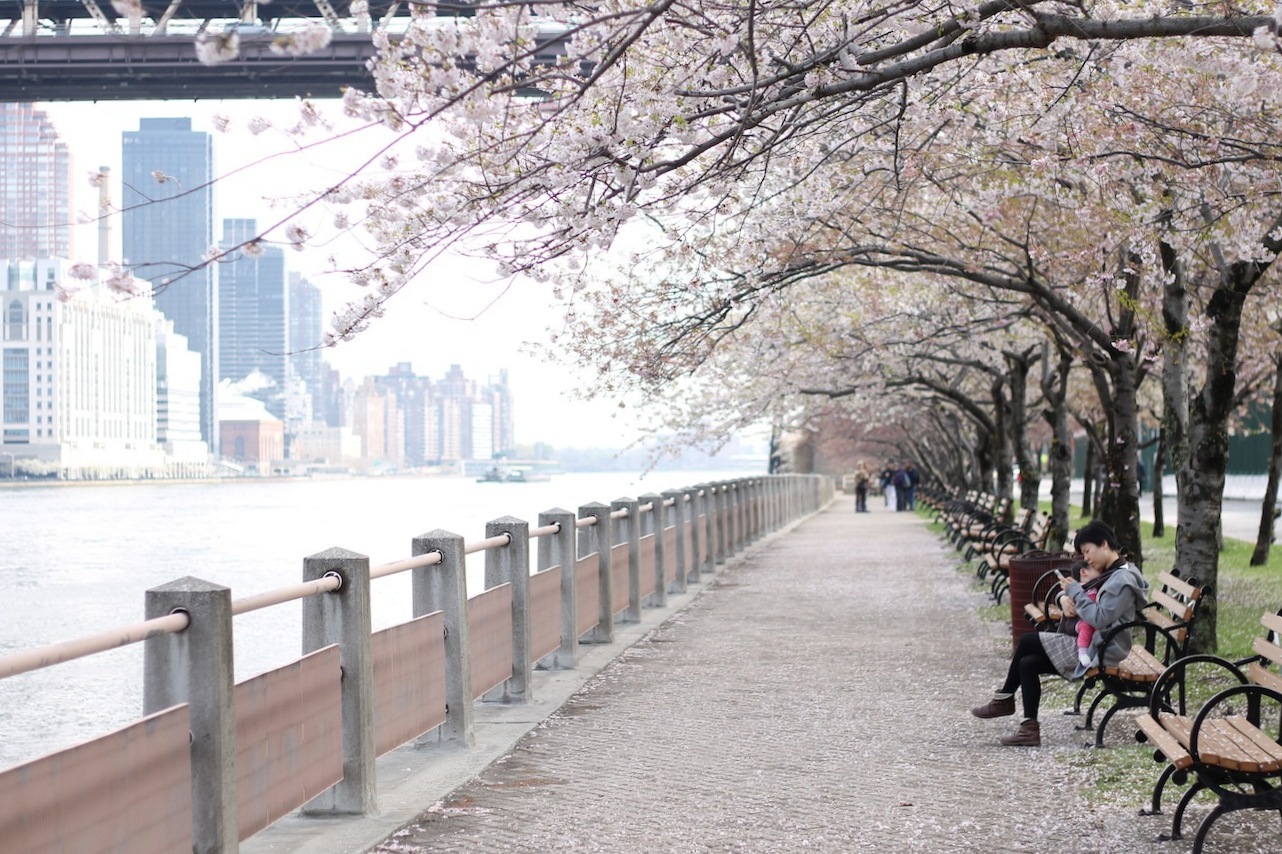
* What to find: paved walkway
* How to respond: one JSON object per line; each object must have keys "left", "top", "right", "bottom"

{"left": 254, "top": 500, "right": 1282, "bottom": 854}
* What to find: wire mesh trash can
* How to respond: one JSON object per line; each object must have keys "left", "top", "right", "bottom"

{"left": 1006, "top": 550, "right": 1077, "bottom": 648}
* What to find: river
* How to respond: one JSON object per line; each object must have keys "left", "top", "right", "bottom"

{"left": 0, "top": 468, "right": 757, "bottom": 771}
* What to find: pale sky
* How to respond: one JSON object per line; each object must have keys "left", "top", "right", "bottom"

{"left": 42, "top": 98, "right": 638, "bottom": 449}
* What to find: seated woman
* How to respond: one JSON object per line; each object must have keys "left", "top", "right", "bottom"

{"left": 969, "top": 520, "right": 1149, "bottom": 746}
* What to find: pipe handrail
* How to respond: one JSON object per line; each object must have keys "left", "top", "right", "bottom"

{"left": 0, "top": 610, "right": 191, "bottom": 680}
{"left": 663, "top": 497, "right": 676, "bottom": 507}
{"left": 528, "top": 523, "right": 560, "bottom": 538}
{"left": 638, "top": 502, "right": 654, "bottom": 513}
{"left": 463, "top": 532, "right": 513, "bottom": 555}
{"left": 575, "top": 515, "right": 597, "bottom": 528}
{"left": 609, "top": 508, "right": 628, "bottom": 519}
{"left": 231, "top": 572, "right": 344, "bottom": 615}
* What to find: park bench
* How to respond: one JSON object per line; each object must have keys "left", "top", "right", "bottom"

{"left": 1064, "top": 570, "right": 1211, "bottom": 748}
{"left": 938, "top": 491, "right": 985, "bottom": 535}
{"left": 1133, "top": 608, "right": 1282, "bottom": 853}
{"left": 975, "top": 512, "right": 1053, "bottom": 604}
{"left": 964, "top": 506, "right": 1036, "bottom": 561}
{"left": 950, "top": 495, "right": 1010, "bottom": 550}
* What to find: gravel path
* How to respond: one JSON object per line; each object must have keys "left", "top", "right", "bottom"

{"left": 369, "top": 501, "right": 1282, "bottom": 854}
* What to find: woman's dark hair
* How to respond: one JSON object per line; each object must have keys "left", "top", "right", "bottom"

{"left": 1073, "top": 520, "right": 1122, "bottom": 553}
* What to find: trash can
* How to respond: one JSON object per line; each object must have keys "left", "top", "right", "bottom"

{"left": 1006, "top": 550, "right": 1077, "bottom": 648}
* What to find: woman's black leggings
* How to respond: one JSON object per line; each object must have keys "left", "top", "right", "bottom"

{"left": 1000, "top": 632, "right": 1058, "bottom": 720}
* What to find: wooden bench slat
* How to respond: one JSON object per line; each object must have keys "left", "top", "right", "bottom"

{"left": 1211, "top": 717, "right": 1272, "bottom": 772}
{"left": 1024, "top": 603, "right": 1046, "bottom": 624}
{"left": 1225, "top": 716, "right": 1282, "bottom": 771}
{"left": 1106, "top": 647, "right": 1163, "bottom": 682}
{"left": 1156, "top": 571, "right": 1202, "bottom": 602}
{"left": 1262, "top": 611, "right": 1282, "bottom": 636}
{"left": 1149, "top": 590, "right": 1195, "bottom": 622}
{"left": 1253, "top": 636, "right": 1282, "bottom": 669}
{"left": 1138, "top": 714, "right": 1193, "bottom": 769}
{"left": 1248, "top": 660, "right": 1282, "bottom": 694}
{"left": 1194, "top": 719, "right": 1255, "bottom": 771}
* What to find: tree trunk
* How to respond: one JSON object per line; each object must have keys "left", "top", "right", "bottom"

{"left": 1082, "top": 439, "right": 1095, "bottom": 518}
{"left": 1159, "top": 240, "right": 1190, "bottom": 552}
{"left": 1102, "top": 355, "right": 1144, "bottom": 567}
{"left": 991, "top": 377, "right": 1014, "bottom": 518}
{"left": 1152, "top": 426, "right": 1167, "bottom": 538}
{"left": 1041, "top": 343, "right": 1073, "bottom": 552}
{"left": 1178, "top": 269, "right": 1257, "bottom": 654}
{"left": 1251, "top": 353, "right": 1282, "bottom": 566}
{"left": 1008, "top": 350, "right": 1041, "bottom": 511}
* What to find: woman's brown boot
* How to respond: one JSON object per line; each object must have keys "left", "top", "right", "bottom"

{"left": 970, "top": 694, "right": 1015, "bottom": 719}
{"left": 1000, "top": 719, "right": 1041, "bottom": 746}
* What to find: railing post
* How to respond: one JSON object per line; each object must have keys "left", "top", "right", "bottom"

{"left": 611, "top": 497, "right": 641, "bottom": 621}
{"left": 712, "top": 483, "right": 727, "bottom": 565}
{"left": 538, "top": 507, "right": 578, "bottom": 669}
{"left": 144, "top": 577, "right": 237, "bottom": 854}
{"left": 662, "top": 489, "right": 688, "bottom": 593}
{"left": 638, "top": 492, "right": 667, "bottom": 607}
{"left": 411, "top": 530, "right": 474, "bottom": 747}
{"left": 578, "top": 502, "right": 613, "bottom": 644}
{"left": 301, "top": 547, "right": 376, "bottom": 816}
{"left": 485, "top": 516, "right": 531, "bottom": 703}
{"left": 694, "top": 483, "right": 714, "bottom": 575}
{"left": 728, "top": 480, "right": 741, "bottom": 555}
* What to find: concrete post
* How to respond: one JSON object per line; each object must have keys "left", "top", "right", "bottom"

{"left": 301, "top": 548, "right": 377, "bottom": 816}
{"left": 144, "top": 577, "right": 237, "bottom": 854}
{"left": 611, "top": 497, "right": 641, "bottom": 621}
{"left": 639, "top": 492, "right": 667, "bottom": 607}
{"left": 484, "top": 516, "right": 531, "bottom": 703}
{"left": 733, "top": 479, "right": 743, "bottom": 551}
{"left": 712, "top": 483, "right": 727, "bottom": 565}
{"left": 578, "top": 503, "right": 613, "bottom": 644}
{"left": 538, "top": 507, "right": 578, "bottom": 669}
{"left": 411, "top": 530, "right": 474, "bottom": 747}
{"left": 662, "top": 489, "right": 688, "bottom": 593}
{"left": 749, "top": 478, "right": 761, "bottom": 542}
{"left": 694, "top": 483, "right": 714, "bottom": 576}
{"left": 684, "top": 488, "right": 702, "bottom": 581}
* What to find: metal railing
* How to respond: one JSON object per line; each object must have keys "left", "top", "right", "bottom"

{"left": 0, "top": 473, "right": 833, "bottom": 854}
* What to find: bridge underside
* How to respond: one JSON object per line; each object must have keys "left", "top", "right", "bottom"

{"left": 0, "top": 34, "right": 379, "bottom": 100}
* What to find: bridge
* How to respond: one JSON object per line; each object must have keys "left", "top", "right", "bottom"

{"left": 0, "top": 1, "right": 567, "bottom": 101}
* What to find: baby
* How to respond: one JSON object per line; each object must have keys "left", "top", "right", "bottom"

{"left": 1075, "top": 560, "right": 1103, "bottom": 667}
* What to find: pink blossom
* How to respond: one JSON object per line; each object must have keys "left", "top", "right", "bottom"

{"left": 195, "top": 32, "right": 240, "bottom": 66}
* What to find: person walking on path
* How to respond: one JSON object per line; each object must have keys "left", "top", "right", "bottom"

{"left": 853, "top": 462, "right": 870, "bottom": 513}
{"left": 969, "top": 520, "right": 1148, "bottom": 746}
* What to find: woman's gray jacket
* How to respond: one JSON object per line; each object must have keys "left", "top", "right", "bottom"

{"left": 1063, "top": 562, "right": 1148, "bottom": 680}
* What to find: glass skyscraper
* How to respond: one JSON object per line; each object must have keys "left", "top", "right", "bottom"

{"left": 121, "top": 117, "right": 217, "bottom": 450}
{"left": 219, "top": 218, "right": 288, "bottom": 418}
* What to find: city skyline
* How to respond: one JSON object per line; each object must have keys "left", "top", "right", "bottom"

{"left": 41, "top": 99, "right": 643, "bottom": 450}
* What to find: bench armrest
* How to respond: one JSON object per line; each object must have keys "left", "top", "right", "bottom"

{"left": 1146, "top": 653, "right": 1249, "bottom": 718}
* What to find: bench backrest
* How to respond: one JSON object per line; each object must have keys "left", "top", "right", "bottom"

{"left": 1027, "top": 513, "right": 1051, "bottom": 550}
{"left": 1140, "top": 571, "right": 1208, "bottom": 648}
{"left": 1249, "top": 610, "right": 1282, "bottom": 694}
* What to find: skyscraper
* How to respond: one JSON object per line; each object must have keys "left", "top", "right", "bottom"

{"left": 0, "top": 103, "right": 72, "bottom": 260}
{"left": 218, "top": 218, "right": 287, "bottom": 417}
{"left": 121, "top": 117, "right": 217, "bottom": 450}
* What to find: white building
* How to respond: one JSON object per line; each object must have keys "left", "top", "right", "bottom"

{"left": 1, "top": 259, "right": 167, "bottom": 479}
{"left": 156, "top": 318, "right": 210, "bottom": 477}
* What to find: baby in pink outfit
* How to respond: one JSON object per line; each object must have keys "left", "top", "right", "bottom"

{"left": 1077, "top": 561, "right": 1102, "bottom": 667}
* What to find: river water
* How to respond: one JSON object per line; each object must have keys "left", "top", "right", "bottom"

{"left": 0, "top": 468, "right": 755, "bottom": 771}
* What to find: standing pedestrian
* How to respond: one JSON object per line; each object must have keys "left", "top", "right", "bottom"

{"left": 881, "top": 461, "right": 896, "bottom": 510}
{"left": 854, "top": 462, "right": 870, "bottom": 513}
